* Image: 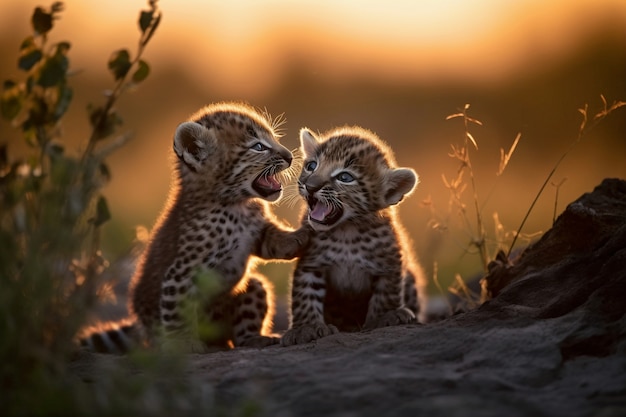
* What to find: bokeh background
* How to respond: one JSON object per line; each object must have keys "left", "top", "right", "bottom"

{"left": 2, "top": 0, "right": 625, "bottom": 298}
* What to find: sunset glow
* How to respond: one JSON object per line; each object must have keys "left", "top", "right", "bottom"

{"left": 2, "top": 0, "right": 625, "bottom": 95}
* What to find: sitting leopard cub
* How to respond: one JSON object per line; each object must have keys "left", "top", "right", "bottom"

{"left": 281, "top": 126, "right": 426, "bottom": 346}
{"left": 79, "top": 102, "right": 308, "bottom": 353}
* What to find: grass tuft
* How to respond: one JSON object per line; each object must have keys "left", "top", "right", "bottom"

{"left": 425, "top": 95, "right": 624, "bottom": 309}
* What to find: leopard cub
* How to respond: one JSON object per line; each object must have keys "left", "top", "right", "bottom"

{"left": 281, "top": 126, "right": 426, "bottom": 346}
{"left": 79, "top": 102, "right": 307, "bottom": 353}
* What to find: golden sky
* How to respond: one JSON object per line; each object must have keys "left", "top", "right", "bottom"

{"left": 2, "top": 0, "right": 625, "bottom": 96}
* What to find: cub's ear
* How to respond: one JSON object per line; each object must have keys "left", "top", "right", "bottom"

{"left": 383, "top": 168, "right": 418, "bottom": 206}
{"left": 173, "top": 122, "right": 216, "bottom": 171}
{"left": 299, "top": 128, "right": 320, "bottom": 158}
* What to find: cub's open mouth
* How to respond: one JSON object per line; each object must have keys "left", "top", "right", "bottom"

{"left": 307, "top": 196, "right": 343, "bottom": 226}
{"left": 253, "top": 173, "right": 282, "bottom": 197}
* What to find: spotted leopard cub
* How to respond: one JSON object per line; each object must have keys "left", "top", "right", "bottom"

{"left": 80, "top": 102, "right": 307, "bottom": 353}
{"left": 281, "top": 126, "right": 426, "bottom": 346}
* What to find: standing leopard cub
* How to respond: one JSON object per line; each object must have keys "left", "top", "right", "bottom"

{"left": 80, "top": 102, "right": 307, "bottom": 353}
{"left": 281, "top": 126, "right": 426, "bottom": 346}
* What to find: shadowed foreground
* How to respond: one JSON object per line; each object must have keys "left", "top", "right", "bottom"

{"left": 70, "top": 178, "right": 626, "bottom": 417}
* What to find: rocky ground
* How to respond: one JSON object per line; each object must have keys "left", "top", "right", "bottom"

{"left": 70, "top": 178, "right": 626, "bottom": 417}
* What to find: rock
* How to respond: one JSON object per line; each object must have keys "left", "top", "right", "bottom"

{"left": 70, "top": 178, "right": 626, "bottom": 417}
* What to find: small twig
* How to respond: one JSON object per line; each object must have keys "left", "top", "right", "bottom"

{"left": 447, "top": 104, "right": 488, "bottom": 271}
{"left": 551, "top": 178, "right": 567, "bottom": 225}
{"left": 497, "top": 132, "right": 521, "bottom": 176}
{"left": 432, "top": 261, "right": 453, "bottom": 316}
{"left": 81, "top": 3, "right": 161, "bottom": 164}
{"left": 93, "top": 131, "right": 134, "bottom": 160}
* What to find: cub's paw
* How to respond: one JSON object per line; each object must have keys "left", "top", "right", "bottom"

{"left": 283, "top": 227, "right": 311, "bottom": 258}
{"left": 364, "top": 307, "right": 416, "bottom": 330}
{"left": 280, "top": 322, "right": 339, "bottom": 346}
{"left": 238, "top": 335, "right": 280, "bottom": 349}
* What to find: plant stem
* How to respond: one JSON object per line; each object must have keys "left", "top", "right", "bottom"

{"left": 462, "top": 112, "right": 488, "bottom": 272}
{"left": 507, "top": 98, "right": 625, "bottom": 257}
{"left": 81, "top": 38, "right": 148, "bottom": 163}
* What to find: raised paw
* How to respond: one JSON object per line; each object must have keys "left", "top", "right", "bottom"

{"left": 280, "top": 322, "right": 339, "bottom": 346}
{"left": 364, "top": 307, "right": 416, "bottom": 330}
{"left": 282, "top": 227, "right": 311, "bottom": 259}
{"left": 238, "top": 335, "right": 280, "bottom": 349}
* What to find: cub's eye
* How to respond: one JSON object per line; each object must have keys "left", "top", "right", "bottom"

{"left": 305, "top": 161, "right": 317, "bottom": 172}
{"left": 336, "top": 172, "right": 355, "bottom": 183}
{"left": 251, "top": 142, "right": 269, "bottom": 151}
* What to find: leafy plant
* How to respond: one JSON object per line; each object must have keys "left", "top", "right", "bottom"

{"left": 0, "top": 1, "right": 161, "bottom": 414}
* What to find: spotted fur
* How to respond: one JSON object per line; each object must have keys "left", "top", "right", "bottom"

{"left": 281, "top": 126, "right": 426, "bottom": 346}
{"left": 79, "top": 102, "right": 307, "bottom": 353}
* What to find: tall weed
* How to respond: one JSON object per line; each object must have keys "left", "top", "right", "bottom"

{"left": 0, "top": 1, "right": 161, "bottom": 414}
{"left": 425, "top": 97, "right": 624, "bottom": 308}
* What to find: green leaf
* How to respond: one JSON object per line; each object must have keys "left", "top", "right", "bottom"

{"left": 142, "top": 12, "right": 162, "bottom": 46}
{"left": 18, "top": 48, "right": 43, "bottom": 71}
{"left": 27, "top": 96, "right": 48, "bottom": 126}
{"left": 37, "top": 47, "right": 69, "bottom": 88}
{"left": 38, "top": 58, "right": 65, "bottom": 87}
{"left": 52, "top": 84, "right": 72, "bottom": 121}
{"left": 87, "top": 104, "right": 103, "bottom": 126}
{"left": 88, "top": 105, "right": 122, "bottom": 140}
{"left": 1, "top": 83, "right": 23, "bottom": 121}
{"left": 108, "top": 49, "right": 132, "bottom": 81}
{"left": 132, "top": 60, "right": 150, "bottom": 83}
{"left": 1, "top": 94, "right": 22, "bottom": 121}
{"left": 93, "top": 196, "right": 111, "bottom": 227}
{"left": 139, "top": 10, "right": 154, "bottom": 34}
{"left": 56, "top": 41, "right": 71, "bottom": 54}
{"left": 99, "top": 162, "right": 111, "bottom": 183}
{"left": 31, "top": 7, "right": 54, "bottom": 35}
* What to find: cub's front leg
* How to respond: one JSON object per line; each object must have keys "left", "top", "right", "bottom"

{"left": 363, "top": 273, "right": 416, "bottom": 330}
{"left": 255, "top": 223, "right": 311, "bottom": 260}
{"left": 281, "top": 266, "right": 338, "bottom": 346}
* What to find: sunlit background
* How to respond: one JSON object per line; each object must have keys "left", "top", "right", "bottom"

{"left": 2, "top": 0, "right": 625, "bottom": 302}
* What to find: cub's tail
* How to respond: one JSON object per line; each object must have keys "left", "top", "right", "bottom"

{"left": 77, "top": 318, "right": 142, "bottom": 354}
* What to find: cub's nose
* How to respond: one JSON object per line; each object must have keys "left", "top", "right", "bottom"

{"left": 279, "top": 148, "right": 293, "bottom": 166}
{"left": 305, "top": 182, "right": 323, "bottom": 194}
